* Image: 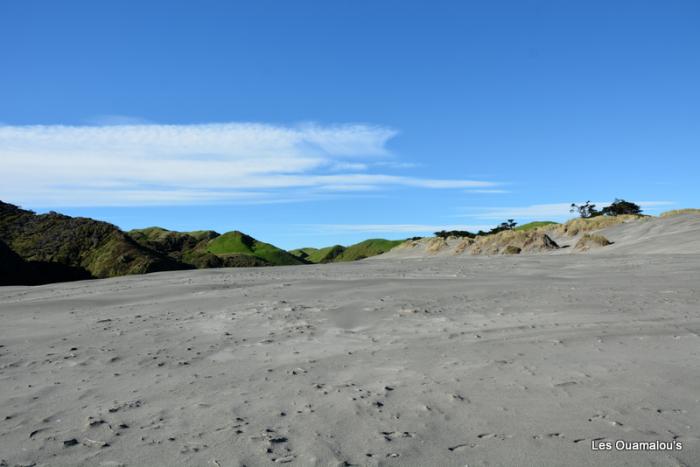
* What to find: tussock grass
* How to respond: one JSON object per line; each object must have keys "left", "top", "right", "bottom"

{"left": 394, "top": 239, "right": 420, "bottom": 250}
{"left": 660, "top": 209, "right": 700, "bottom": 217}
{"left": 575, "top": 234, "right": 612, "bottom": 251}
{"left": 469, "top": 230, "right": 558, "bottom": 255}
{"left": 426, "top": 237, "right": 447, "bottom": 253}
{"left": 514, "top": 221, "right": 558, "bottom": 231}
{"left": 549, "top": 214, "right": 645, "bottom": 237}
{"left": 453, "top": 238, "right": 474, "bottom": 255}
{"left": 503, "top": 245, "right": 522, "bottom": 255}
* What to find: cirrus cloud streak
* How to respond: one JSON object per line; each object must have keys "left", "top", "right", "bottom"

{"left": 0, "top": 122, "right": 498, "bottom": 207}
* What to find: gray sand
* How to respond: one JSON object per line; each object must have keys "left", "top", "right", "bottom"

{"left": 1, "top": 250, "right": 699, "bottom": 466}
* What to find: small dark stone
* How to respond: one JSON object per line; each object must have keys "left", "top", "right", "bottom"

{"left": 63, "top": 438, "right": 79, "bottom": 447}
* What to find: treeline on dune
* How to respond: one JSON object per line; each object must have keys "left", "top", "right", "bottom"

{"left": 0, "top": 201, "right": 402, "bottom": 286}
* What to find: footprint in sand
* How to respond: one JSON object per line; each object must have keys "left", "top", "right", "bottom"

{"left": 381, "top": 431, "right": 415, "bottom": 441}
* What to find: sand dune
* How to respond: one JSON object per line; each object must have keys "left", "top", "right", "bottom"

{"left": 582, "top": 214, "right": 700, "bottom": 255}
{"left": 1, "top": 242, "right": 699, "bottom": 465}
{"left": 383, "top": 214, "right": 700, "bottom": 259}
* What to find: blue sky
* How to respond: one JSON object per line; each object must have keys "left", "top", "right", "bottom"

{"left": 1, "top": 0, "right": 698, "bottom": 249}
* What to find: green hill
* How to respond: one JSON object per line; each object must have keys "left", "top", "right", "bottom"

{"left": 307, "top": 245, "right": 346, "bottom": 263}
{"left": 0, "top": 201, "right": 189, "bottom": 284}
{"left": 288, "top": 247, "right": 318, "bottom": 261}
{"left": 335, "top": 238, "right": 404, "bottom": 261}
{"left": 207, "top": 231, "right": 305, "bottom": 266}
{"left": 1, "top": 200, "right": 401, "bottom": 286}
{"left": 129, "top": 227, "right": 304, "bottom": 267}
{"left": 290, "top": 238, "right": 403, "bottom": 263}
{"left": 128, "top": 227, "right": 229, "bottom": 268}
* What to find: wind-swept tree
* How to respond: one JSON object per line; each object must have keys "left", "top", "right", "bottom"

{"left": 570, "top": 201, "right": 600, "bottom": 219}
{"left": 601, "top": 199, "right": 642, "bottom": 216}
{"left": 488, "top": 219, "right": 518, "bottom": 235}
{"left": 434, "top": 230, "right": 476, "bottom": 239}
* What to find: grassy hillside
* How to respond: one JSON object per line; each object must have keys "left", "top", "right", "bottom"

{"left": 307, "top": 245, "right": 346, "bottom": 263}
{"left": 128, "top": 227, "right": 227, "bottom": 268}
{"left": 514, "top": 221, "right": 558, "bottom": 231}
{"left": 288, "top": 247, "right": 318, "bottom": 261}
{"left": 0, "top": 201, "right": 189, "bottom": 284}
{"left": 129, "top": 227, "right": 300, "bottom": 267}
{"left": 207, "top": 231, "right": 306, "bottom": 266}
{"left": 335, "top": 239, "right": 404, "bottom": 261}
{"left": 292, "top": 238, "right": 404, "bottom": 263}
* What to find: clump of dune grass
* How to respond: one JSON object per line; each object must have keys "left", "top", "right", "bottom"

{"left": 503, "top": 245, "right": 522, "bottom": 255}
{"left": 426, "top": 237, "right": 448, "bottom": 253}
{"left": 394, "top": 239, "right": 421, "bottom": 250}
{"left": 453, "top": 238, "right": 474, "bottom": 255}
{"left": 469, "top": 230, "right": 558, "bottom": 255}
{"left": 514, "top": 221, "right": 558, "bottom": 231}
{"left": 575, "top": 234, "right": 612, "bottom": 251}
{"left": 660, "top": 208, "right": 700, "bottom": 217}
{"left": 550, "top": 214, "right": 645, "bottom": 237}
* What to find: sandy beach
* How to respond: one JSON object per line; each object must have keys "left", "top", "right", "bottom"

{"left": 1, "top": 252, "right": 698, "bottom": 466}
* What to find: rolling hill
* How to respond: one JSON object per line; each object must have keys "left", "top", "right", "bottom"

{"left": 207, "top": 231, "right": 306, "bottom": 266}
{"left": 129, "top": 228, "right": 306, "bottom": 267}
{"left": 0, "top": 201, "right": 189, "bottom": 284}
{"left": 0, "top": 201, "right": 306, "bottom": 286}
{"left": 289, "top": 238, "right": 404, "bottom": 263}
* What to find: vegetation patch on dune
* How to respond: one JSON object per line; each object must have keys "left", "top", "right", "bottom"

{"left": 575, "top": 234, "right": 612, "bottom": 251}
{"left": 426, "top": 237, "right": 448, "bottom": 254}
{"left": 453, "top": 238, "right": 475, "bottom": 255}
{"left": 469, "top": 230, "right": 559, "bottom": 255}
{"left": 514, "top": 221, "right": 558, "bottom": 231}
{"left": 547, "top": 214, "right": 646, "bottom": 237}
{"left": 660, "top": 209, "right": 700, "bottom": 217}
{"left": 503, "top": 245, "right": 522, "bottom": 255}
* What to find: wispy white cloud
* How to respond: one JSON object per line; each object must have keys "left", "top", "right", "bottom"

{"left": 0, "top": 122, "right": 499, "bottom": 207}
{"left": 465, "top": 189, "right": 510, "bottom": 194}
{"left": 462, "top": 201, "right": 675, "bottom": 220}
